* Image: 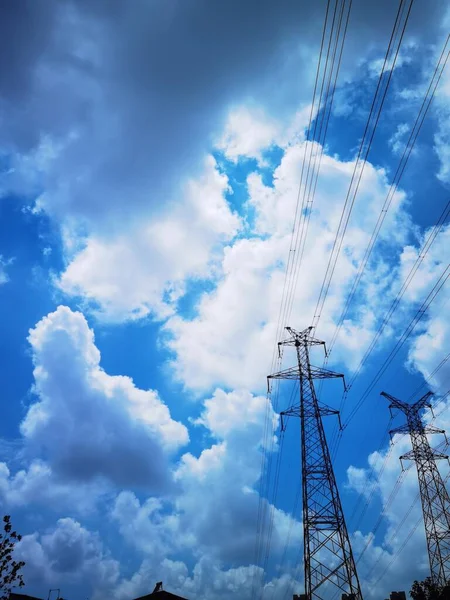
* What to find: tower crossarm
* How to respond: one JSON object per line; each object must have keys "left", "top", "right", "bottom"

{"left": 400, "top": 448, "right": 449, "bottom": 462}
{"left": 268, "top": 365, "right": 345, "bottom": 382}
{"left": 381, "top": 390, "right": 434, "bottom": 417}
{"left": 309, "top": 366, "right": 346, "bottom": 389}
{"left": 389, "top": 424, "right": 411, "bottom": 438}
{"left": 267, "top": 366, "right": 300, "bottom": 382}
{"left": 390, "top": 424, "right": 446, "bottom": 437}
{"left": 278, "top": 326, "right": 327, "bottom": 350}
{"left": 412, "top": 391, "right": 435, "bottom": 412}
{"left": 424, "top": 425, "right": 447, "bottom": 437}
{"left": 281, "top": 402, "right": 341, "bottom": 424}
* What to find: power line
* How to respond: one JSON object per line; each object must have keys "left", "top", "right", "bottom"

{"left": 355, "top": 465, "right": 412, "bottom": 565}
{"left": 276, "top": 482, "right": 302, "bottom": 600}
{"left": 325, "top": 196, "right": 450, "bottom": 457}
{"left": 327, "top": 33, "right": 450, "bottom": 358}
{"left": 260, "top": 431, "right": 286, "bottom": 592}
{"left": 268, "top": 327, "right": 362, "bottom": 600}
{"left": 271, "top": 0, "right": 334, "bottom": 364}
{"left": 253, "top": 1, "right": 349, "bottom": 593}
{"left": 323, "top": 33, "right": 450, "bottom": 453}
{"left": 365, "top": 491, "right": 420, "bottom": 581}
{"left": 346, "top": 199, "right": 450, "bottom": 395}
{"left": 311, "top": 0, "right": 414, "bottom": 333}
{"left": 253, "top": 377, "right": 283, "bottom": 599}
{"left": 342, "top": 262, "right": 450, "bottom": 429}
{"left": 370, "top": 471, "right": 450, "bottom": 590}
{"left": 346, "top": 418, "right": 394, "bottom": 528}
{"left": 346, "top": 390, "right": 450, "bottom": 544}
{"left": 372, "top": 513, "right": 423, "bottom": 588}
{"left": 409, "top": 351, "right": 450, "bottom": 401}
{"left": 366, "top": 446, "right": 450, "bottom": 584}
{"left": 381, "top": 390, "right": 450, "bottom": 586}
{"left": 283, "top": 0, "right": 352, "bottom": 330}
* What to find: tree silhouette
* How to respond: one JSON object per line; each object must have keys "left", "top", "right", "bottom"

{"left": 0, "top": 516, "right": 25, "bottom": 600}
{"left": 410, "top": 577, "right": 450, "bottom": 600}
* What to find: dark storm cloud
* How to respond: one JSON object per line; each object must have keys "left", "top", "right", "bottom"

{"left": 0, "top": 0, "right": 447, "bottom": 226}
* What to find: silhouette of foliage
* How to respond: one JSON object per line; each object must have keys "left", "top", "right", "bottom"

{"left": 0, "top": 515, "right": 25, "bottom": 600}
{"left": 410, "top": 577, "right": 450, "bottom": 600}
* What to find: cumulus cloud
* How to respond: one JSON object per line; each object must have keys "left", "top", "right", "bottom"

{"left": 21, "top": 305, "right": 188, "bottom": 490}
{"left": 0, "top": 255, "right": 13, "bottom": 284}
{"left": 401, "top": 224, "right": 450, "bottom": 393}
{"left": 342, "top": 220, "right": 450, "bottom": 597}
{"left": 0, "top": 460, "right": 106, "bottom": 513}
{"left": 0, "top": 0, "right": 445, "bottom": 326}
{"left": 346, "top": 409, "right": 449, "bottom": 599}
{"left": 111, "top": 389, "right": 296, "bottom": 565}
{"left": 111, "top": 491, "right": 194, "bottom": 558}
{"left": 165, "top": 138, "right": 411, "bottom": 393}
{"left": 432, "top": 45, "right": 450, "bottom": 184}
{"left": 107, "top": 555, "right": 299, "bottom": 600}
{"left": 391, "top": 32, "right": 450, "bottom": 185}
{"left": 216, "top": 106, "right": 282, "bottom": 163}
{"left": 1, "top": 3, "right": 449, "bottom": 599}
{"left": 106, "top": 387, "right": 301, "bottom": 600}
{"left": 175, "top": 389, "right": 295, "bottom": 565}
{"left": 408, "top": 312, "right": 450, "bottom": 396}
{"left": 0, "top": 0, "right": 324, "bottom": 225}
{"left": 16, "top": 518, "right": 119, "bottom": 590}
{"left": 388, "top": 122, "right": 410, "bottom": 155}
{"left": 57, "top": 156, "right": 241, "bottom": 321}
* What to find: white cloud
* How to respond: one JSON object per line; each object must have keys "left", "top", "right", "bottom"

{"left": 194, "top": 388, "right": 278, "bottom": 440}
{"left": 111, "top": 491, "right": 194, "bottom": 558}
{"left": 388, "top": 122, "right": 410, "bottom": 155}
{"left": 105, "top": 387, "right": 301, "bottom": 600}
{"left": 344, "top": 220, "right": 450, "bottom": 597}
{"left": 408, "top": 314, "right": 450, "bottom": 395}
{"left": 0, "top": 0, "right": 442, "bottom": 227}
{"left": 107, "top": 555, "right": 299, "bottom": 600}
{"left": 0, "top": 255, "right": 14, "bottom": 284}
{"left": 0, "top": 460, "right": 106, "bottom": 513}
{"left": 216, "top": 106, "right": 281, "bottom": 163}
{"left": 433, "top": 51, "right": 450, "bottom": 184}
{"left": 367, "top": 49, "right": 414, "bottom": 79}
{"left": 165, "top": 138, "right": 411, "bottom": 393}
{"left": 435, "top": 133, "right": 450, "bottom": 184}
{"left": 58, "top": 156, "right": 241, "bottom": 322}
{"left": 16, "top": 518, "right": 119, "bottom": 590}
{"left": 346, "top": 412, "right": 450, "bottom": 599}
{"left": 21, "top": 305, "right": 188, "bottom": 490}
{"left": 3, "top": 98, "right": 445, "bottom": 600}
{"left": 0, "top": 4, "right": 449, "bottom": 600}
{"left": 112, "top": 388, "right": 297, "bottom": 566}
{"left": 0, "top": 0, "right": 324, "bottom": 226}
{"left": 396, "top": 36, "right": 450, "bottom": 184}
{"left": 399, "top": 224, "right": 450, "bottom": 394}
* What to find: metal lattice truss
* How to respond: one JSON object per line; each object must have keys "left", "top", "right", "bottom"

{"left": 382, "top": 391, "right": 450, "bottom": 588}
{"left": 268, "top": 326, "right": 363, "bottom": 600}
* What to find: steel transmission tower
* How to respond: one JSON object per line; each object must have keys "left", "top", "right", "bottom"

{"left": 381, "top": 390, "right": 450, "bottom": 587}
{"left": 268, "top": 326, "right": 362, "bottom": 600}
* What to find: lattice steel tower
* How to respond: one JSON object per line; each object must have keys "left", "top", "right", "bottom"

{"left": 382, "top": 390, "right": 450, "bottom": 588}
{"left": 268, "top": 326, "right": 362, "bottom": 600}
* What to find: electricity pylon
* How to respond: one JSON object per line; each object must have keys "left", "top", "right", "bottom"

{"left": 268, "top": 326, "right": 362, "bottom": 600}
{"left": 381, "top": 390, "right": 450, "bottom": 588}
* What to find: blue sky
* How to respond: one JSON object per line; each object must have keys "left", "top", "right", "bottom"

{"left": 0, "top": 1, "right": 449, "bottom": 599}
